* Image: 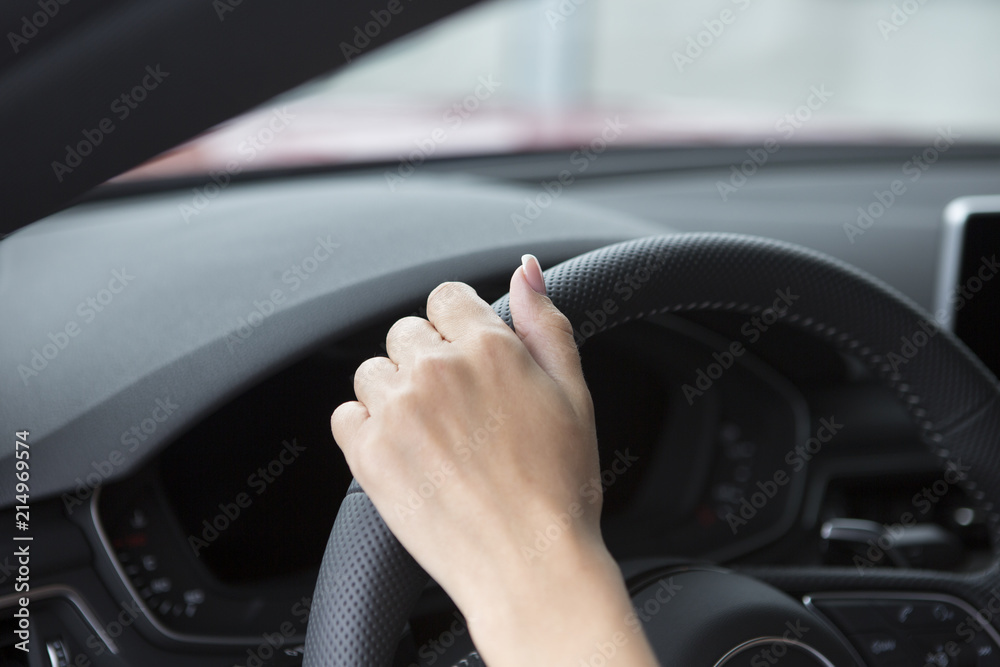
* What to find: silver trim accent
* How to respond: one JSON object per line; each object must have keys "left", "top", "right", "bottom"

{"left": 0, "top": 584, "right": 119, "bottom": 654}
{"left": 46, "top": 640, "right": 63, "bottom": 667}
{"left": 88, "top": 486, "right": 261, "bottom": 646}
{"left": 713, "top": 636, "right": 835, "bottom": 667}
{"left": 934, "top": 195, "right": 1000, "bottom": 331}
{"left": 804, "top": 591, "right": 1000, "bottom": 653}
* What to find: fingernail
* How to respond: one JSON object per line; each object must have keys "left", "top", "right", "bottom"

{"left": 521, "top": 254, "right": 546, "bottom": 295}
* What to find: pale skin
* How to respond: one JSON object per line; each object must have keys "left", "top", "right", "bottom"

{"left": 331, "top": 255, "right": 659, "bottom": 666}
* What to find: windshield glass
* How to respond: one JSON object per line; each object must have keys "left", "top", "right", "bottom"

{"left": 119, "top": 0, "right": 1000, "bottom": 181}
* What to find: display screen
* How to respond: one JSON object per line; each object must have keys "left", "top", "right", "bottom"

{"left": 953, "top": 213, "right": 1000, "bottom": 376}
{"left": 159, "top": 355, "right": 355, "bottom": 583}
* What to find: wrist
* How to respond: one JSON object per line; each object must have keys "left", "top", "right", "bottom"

{"left": 462, "top": 527, "right": 611, "bottom": 610}
{"left": 459, "top": 532, "right": 650, "bottom": 665}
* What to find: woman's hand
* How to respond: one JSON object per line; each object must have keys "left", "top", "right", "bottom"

{"left": 331, "top": 255, "right": 658, "bottom": 666}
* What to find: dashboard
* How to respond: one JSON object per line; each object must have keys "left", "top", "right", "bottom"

{"left": 2, "top": 146, "right": 1000, "bottom": 665}
{"left": 94, "top": 312, "right": 813, "bottom": 642}
{"left": 85, "top": 309, "right": 991, "bottom": 651}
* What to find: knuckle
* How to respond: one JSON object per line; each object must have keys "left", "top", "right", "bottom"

{"left": 353, "top": 357, "right": 376, "bottom": 382}
{"left": 473, "top": 325, "right": 514, "bottom": 350}
{"left": 546, "top": 306, "right": 576, "bottom": 339}
{"left": 329, "top": 405, "right": 348, "bottom": 435}
{"left": 471, "top": 326, "right": 519, "bottom": 362}
{"left": 387, "top": 316, "right": 424, "bottom": 344}
{"left": 353, "top": 356, "right": 388, "bottom": 389}
{"left": 331, "top": 401, "right": 350, "bottom": 424}
{"left": 428, "top": 281, "right": 475, "bottom": 308}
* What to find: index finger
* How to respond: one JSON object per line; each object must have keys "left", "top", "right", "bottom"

{"left": 425, "top": 281, "right": 511, "bottom": 343}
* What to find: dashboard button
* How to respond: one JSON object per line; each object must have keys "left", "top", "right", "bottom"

{"left": 880, "top": 601, "right": 961, "bottom": 629}
{"left": 45, "top": 639, "right": 70, "bottom": 667}
{"left": 912, "top": 635, "right": 973, "bottom": 667}
{"left": 850, "top": 632, "right": 919, "bottom": 665}
{"left": 971, "top": 634, "right": 1000, "bottom": 666}
{"left": 809, "top": 595, "right": 1000, "bottom": 667}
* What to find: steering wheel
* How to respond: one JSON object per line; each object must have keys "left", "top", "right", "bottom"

{"left": 302, "top": 233, "right": 1000, "bottom": 666}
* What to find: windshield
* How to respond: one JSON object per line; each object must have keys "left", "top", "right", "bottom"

{"left": 119, "top": 0, "right": 1000, "bottom": 182}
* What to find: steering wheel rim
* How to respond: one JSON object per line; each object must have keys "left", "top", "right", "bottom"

{"left": 303, "top": 232, "right": 1000, "bottom": 666}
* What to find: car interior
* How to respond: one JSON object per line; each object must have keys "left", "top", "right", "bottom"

{"left": 2, "top": 0, "right": 1000, "bottom": 665}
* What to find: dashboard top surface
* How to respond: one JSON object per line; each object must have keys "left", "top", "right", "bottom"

{"left": 2, "top": 150, "right": 998, "bottom": 507}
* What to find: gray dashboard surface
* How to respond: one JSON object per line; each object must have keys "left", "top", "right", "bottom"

{"left": 554, "top": 160, "right": 1000, "bottom": 313}
{"left": 2, "top": 156, "right": 997, "bottom": 508}
{"left": 0, "top": 174, "right": 660, "bottom": 506}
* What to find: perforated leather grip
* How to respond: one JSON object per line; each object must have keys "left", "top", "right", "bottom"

{"left": 303, "top": 480, "right": 428, "bottom": 667}
{"left": 304, "top": 233, "right": 1000, "bottom": 666}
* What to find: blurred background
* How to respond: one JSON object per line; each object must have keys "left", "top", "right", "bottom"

{"left": 119, "top": 0, "right": 1000, "bottom": 180}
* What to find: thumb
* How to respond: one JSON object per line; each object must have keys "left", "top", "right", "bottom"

{"left": 509, "top": 254, "right": 588, "bottom": 403}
